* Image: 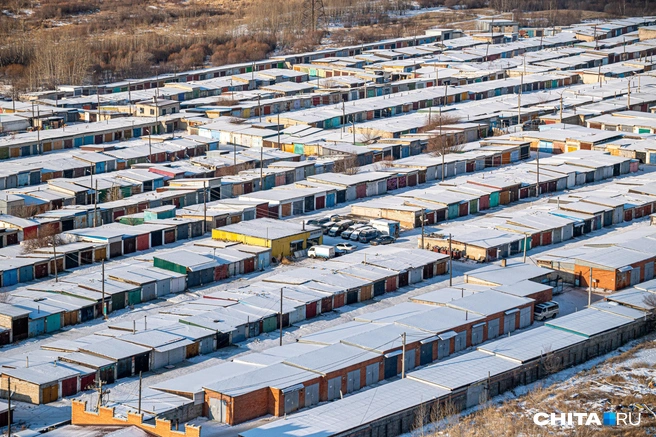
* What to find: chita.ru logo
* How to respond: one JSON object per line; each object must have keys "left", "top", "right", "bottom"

{"left": 533, "top": 411, "right": 641, "bottom": 427}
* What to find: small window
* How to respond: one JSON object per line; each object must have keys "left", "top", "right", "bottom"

{"left": 150, "top": 109, "right": 155, "bottom": 115}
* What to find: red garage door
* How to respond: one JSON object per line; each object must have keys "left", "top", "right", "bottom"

{"left": 306, "top": 301, "right": 317, "bottom": 319}
{"left": 315, "top": 196, "right": 325, "bottom": 210}
{"left": 61, "top": 376, "right": 78, "bottom": 397}
{"left": 356, "top": 184, "right": 366, "bottom": 199}
{"left": 541, "top": 231, "right": 552, "bottom": 246}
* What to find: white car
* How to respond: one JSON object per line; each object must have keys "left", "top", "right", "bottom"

{"left": 335, "top": 242, "right": 357, "bottom": 253}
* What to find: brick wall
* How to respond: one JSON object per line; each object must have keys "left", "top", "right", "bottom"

{"left": 71, "top": 400, "right": 200, "bottom": 437}
{"left": 0, "top": 376, "right": 40, "bottom": 404}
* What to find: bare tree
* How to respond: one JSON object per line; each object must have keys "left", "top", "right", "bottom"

{"left": 12, "top": 204, "right": 40, "bottom": 219}
{"left": 360, "top": 129, "right": 382, "bottom": 144}
{"left": 103, "top": 184, "right": 123, "bottom": 203}
{"left": 21, "top": 229, "right": 65, "bottom": 255}
{"left": 421, "top": 114, "right": 462, "bottom": 181}
{"left": 333, "top": 153, "right": 360, "bottom": 175}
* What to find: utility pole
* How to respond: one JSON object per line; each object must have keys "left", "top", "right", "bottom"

{"left": 352, "top": 118, "right": 356, "bottom": 145}
{"left": 147, "top": 128, "right": 152, "bottom": 163}
{"left": 203, "top": 180, "right": 207, "bottom": 234}
{"left": 588, "top": 268, "right": 593, "bottom": 307}
{"left": 52, "top": 236, "right": 58, "bottom": 283}
{"left": 138, "top": 371, "right": 142, "bottom": 414}
{"left": 627, "top": 80, "right": 631, "bottom": 110}
{"left": 259, "top": 146, "right": 264, "bottom": 191}
{"left": 94, "top": 180, "right": 98, "bottom": 228}
{"left": 518, "top": 73, "right": 523, "bottom": 128}
{"left": 420, "top": 208, "right": 425, "bottom": 249}
{"left": 102, "top": 259, "right": 107, "bottom": 320}
{"left": 536, "top": 146, "right": 540, "bottom": 197}
{"left": 559, "top": 93, "right": 563, "bottom": 123}
{"left": 448, "top": 233, "right": 453, "bottom": 286}
{"left": 440, "top": 85, "right": 447, "bottom": 182}
{"left": 6, "top": 376, "right": 11, "bottom": 437}
{"left": 342, "top": 100, "right": 345, "bottom": 134}
{"left": 598, "top": 63, "right": 602, "bottom": 88}
{"left": 279, "top": 288, "right": 284, "bottom": 346}
{"left": 96, "top": 85, "right": 101, "bottom": 123}
{"left": 523, "top": 234, "right": 528, "bottom": 263}
{"left": 96, "top": 378, "right": 103, "bottom": 411}
{"left": 401, "top": 332, "right": 407, "bottom": 379}
{"left": 277, "top": 113, "right": 281, "bottom": 149}
{"left": 233, "top": 143, "right": 237, "bottom": 167}
{"left": 258, "top": 94, "right": 262, "bottom": 122}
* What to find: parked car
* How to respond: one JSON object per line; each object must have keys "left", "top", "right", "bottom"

{"left": 322, "top": 222, "right": 334, "bottom": 235}
{"left": 358, "top": 229, "right": 380, "bottom": 243}
{"left": 335, "top": 242, "right": 357, "bottom": 253}
{"left": 326, "top": 214, "right": 341, "bottom": 222}
{"left": 308, "top": 245, "right": 335, "bottom": 259}
{"left": 342, "top": 224, "right": 366, "bottom": 240}
{"left": 350, "top": 226, "right": 374, "bottom": 241}
{"left": 370, "top": 235, "right": 396, "bottom": 246}
{"left": 534, "top": 301, "right": 560, "bottom": 321}
{"left": 328, "top": 220, "right": 354, "bottom": 237}
{"left": 307, "top": 217, "right": 330, "bottom": 226}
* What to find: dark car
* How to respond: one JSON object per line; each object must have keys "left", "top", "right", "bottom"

{"left": 307, "top": 217, "right": 330, "bottom": 226}
{"left": 358, "top": 229, "right": 380, "bottom": 243}
{"left": 370, "top": 235, "right": 395, "bottom": 246}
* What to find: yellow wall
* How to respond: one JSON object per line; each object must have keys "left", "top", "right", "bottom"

{"left": 212, "top": 229, "right": 318, "bottom": 257}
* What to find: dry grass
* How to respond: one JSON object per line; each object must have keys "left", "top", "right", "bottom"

{"left": 416, "top": 337, "right": 656, "bottom": 436}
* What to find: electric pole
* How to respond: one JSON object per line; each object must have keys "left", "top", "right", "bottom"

{"left": 448, "top": 233, "right": 453, "bottom": 286}
{"left": 52, "top": 236, "right": 58, "bottom": 283}
{"left": 138, "top": 371, "right": 142, "bottom": 414}
{"left": 94, "top": 180, "right": 98, "bottom": 228}
{"left": 401, "top": 332, "right": 407, "bottom": 379}
{"left": 7, "top": 376, "right": 11, "bottom": 437}
{"left": 203, "top": 180, "right": 207, "bottom": 234}
{"left": 279, "top": 288, "right": 284, "bottom": 346}
{"left": 102, "top": 259, "right": 107, "bottom": 320}
{"left": 420, "top": 209, "right": 425, "bottom": 249}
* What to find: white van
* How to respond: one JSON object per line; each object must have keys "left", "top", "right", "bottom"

{"left": 534, "top": 301, "right": 560, "bottom": 321}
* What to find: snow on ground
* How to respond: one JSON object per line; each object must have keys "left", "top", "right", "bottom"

{"left": 6, "top": 163, "right": 655, "bottom": 433}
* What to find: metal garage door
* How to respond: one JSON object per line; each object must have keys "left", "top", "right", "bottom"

{"left": 467, "top": 382, "right": 487, "bottom": 408}
{"left": 504, "top": 311, "right": 517, "bottom": 334}
{"left": 519, "top": 307, "right": 531, "bottom": 328}
{"left": 404, "top": 349, "right": 416, "bottom": 371}
{"left": 209, "top": 398, "right": 227, "bottom": 422}
{"left": 471, "top": 323, "right": 485, "bottom": 345}
{"left": 420, "top": 341, "right": 433, "bottom": 365}
{"left": 153, "top": 351, "right": 169, "bottom": 369}
{"left": 384, "top": 354, "right": 399, "bottom": 378}
{"left": 454, "top": 331, "right": 467, "bottom": 352}
{"left": 292, "top": 200, "right": 304, "bottom": 215}
{"left": 305, "top": 383, "right": 319, "bottom": 407}
{"left": 347, "top": 370, "right": 361, "bottom": 393}
{"left": 42, "top": 384, "right": 59, "bottom": 404}
{"left": 141, "top": 282, "right": 157, "bottom": 302}
{"left": 630, "top": 267, "right": 641, "bottom": 285}
{"left": 365, "top": 363, "right": 379, "bottom": 386}
{"left": 437, "top": 338, "right": 450, "bottom": 359}
{"left": 284, "top": 388, "right": 300, "bottom": 414}
{"left": 373, "top": 280, "right": 386, "bottom": 297}
{"left": 409, "top": 267, "right": 423, "bottom": 284}
{"left": 488, "top": 318, "right": 500, "bottom": 339}
{"left": 327, "top": 376, "right": 341, "bottom": 400}
{"left": 645, "top": 262, "right": 655, "bottom": 281}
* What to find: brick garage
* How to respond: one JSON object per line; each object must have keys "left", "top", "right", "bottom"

{"left": 0, "top": 364, "right": 80, "bottom": 404}
{"left": 203, "top": 363, "right": 319, "bottom": 425}
{"left": 282, "top": 343, "right": 385, "bottom": 404}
